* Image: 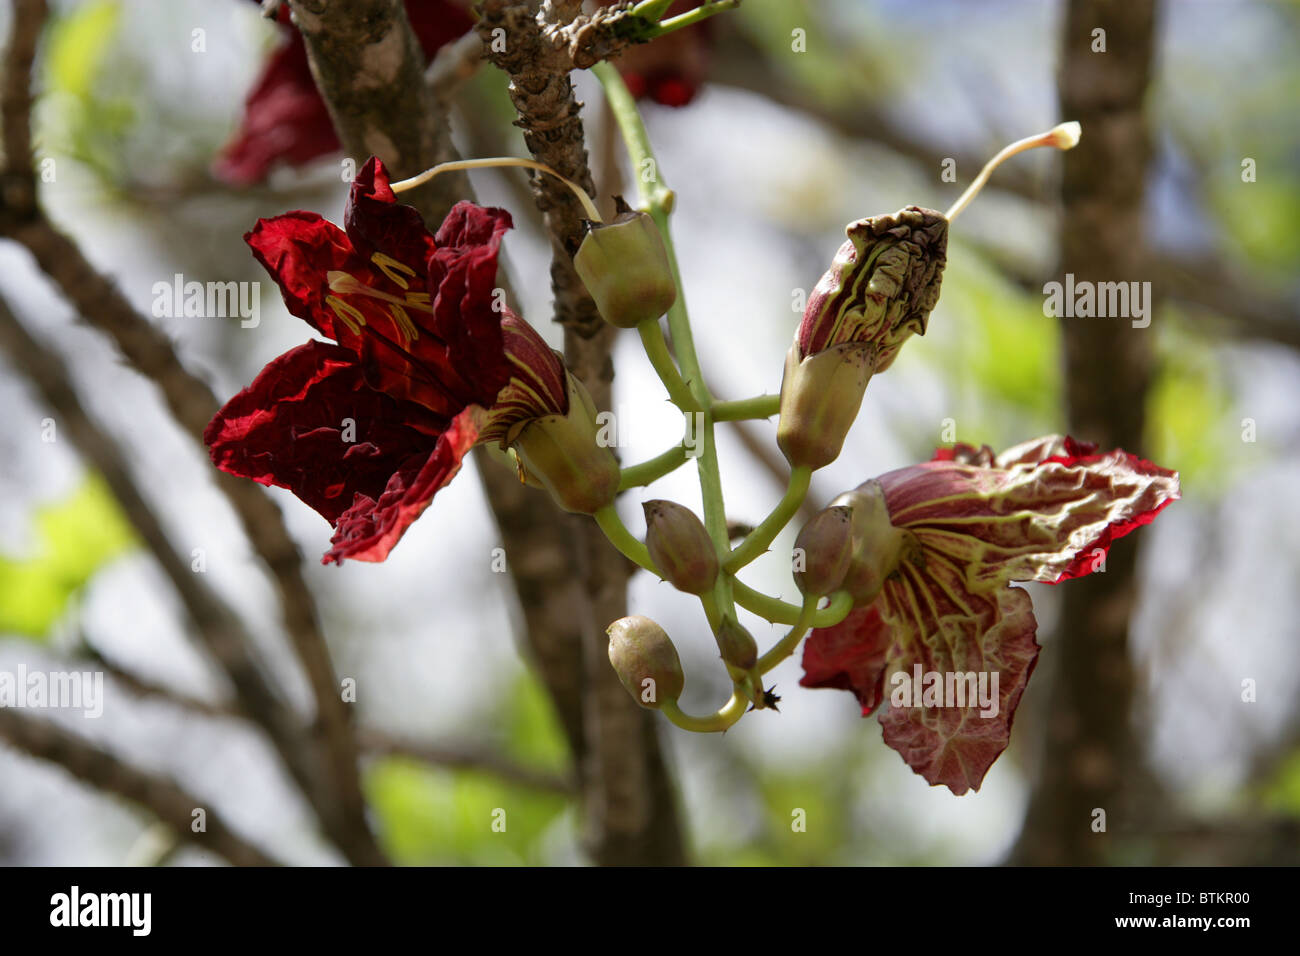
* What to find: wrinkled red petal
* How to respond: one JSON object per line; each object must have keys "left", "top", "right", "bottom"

{"left": 323, "top": 406, "right": 480, "bottom": 564}
{"left": 874, "top": 571, "right": 1040, "bottom": 795}
{"left": 246, "top": 211, "right": 360, "bottom": 340}
{"left": 248, "top": 161, "right": 514, "bottom": 419}
{"left": 799, "top": 604, "right": 893, "bottom": 715}
{"left": 204, "top": 340, "right": 449, "bottom": 524}
{"left": 877, "top": 439, "right": 1180, "bottom": 587}
{"left": 344, "top": 157, "right": 438, "bottom": 270}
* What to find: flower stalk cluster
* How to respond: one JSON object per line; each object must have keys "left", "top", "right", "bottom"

{"left": 205, "top": 25, "right": 1176, "bottom": 793}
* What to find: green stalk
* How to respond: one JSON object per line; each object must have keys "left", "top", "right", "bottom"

{"left": 733, "top": 581, "right": 853, "bottom": 629}
{"left": 724, "top": 466, "right": 811, "bottom": 572}
{"left": 661, "top": 691, "right": 748, "bottom": 734}
{"left": 638, "top": 319, "right": 701, "bottom": 412}
{"left": 712, "top": 394, "right": 780, "bottom": 422}
{"left": 596, "top": 62, "right": 739, "bottom": 646}
{"left": 618, "top": 443, "right": 689, "bottom": 490}
{"left": 757, "top": 596, "right": 819, "bottom": 674}
{"left": 594, "top": 505, "right": 658, "bottom": 576}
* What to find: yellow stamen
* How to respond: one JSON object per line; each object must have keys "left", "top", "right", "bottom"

{"left": 327, "top": 295, "right": 368, "bottom": 335}
{"left": 327, "top": 270, "right": 435, "bottom": 313}
{"left": 371, "top": 252, "right": 416, "bottom": 290}
{"left": 388, "top": 303, "right": 420, "bottom": 345}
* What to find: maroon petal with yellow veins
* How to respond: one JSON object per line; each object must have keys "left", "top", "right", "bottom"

{"left": 801, "top": 434, "right": 1179, "bottom": 794}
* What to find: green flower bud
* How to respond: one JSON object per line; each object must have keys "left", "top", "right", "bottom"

{"left": 643, "top": 499, "right": 718, "bottom": 594}
{"left": 776, "top": 341, "right": 873, "bottom": 471}
{"left": 793, "top": 504, "right": 854, "bottom": 597}
{"left": 573, "top": 198, "right": 677, "bottom": 329}
{"left": 607, "top": 615, "right": 685, "bottom": 708}
{"left": 511, "top": 374, "right": 620, "bottom": 514}
{"left": 715, "top": 617, "right": 758, "bottom": 671}
{"left": 833, "top": 481, "right": 914, "bottom": 606}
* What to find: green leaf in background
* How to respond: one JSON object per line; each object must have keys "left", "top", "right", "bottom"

{"left": 1148, "top": 312, "right": 1244, "bottom": 492}
{"left": 0, "top": 476, "right": 136, "bottom": 640}
{"left": 365, "top": 672, "right": 571, "bottom": 865}
{"left": 39, "top": 0, "right": 135, "bottom": 183}
{"left": 1262, "top": 750, "right": 1300, "bottom": 818}
{"left": 45, "top": 0, "right": 120, "bottom": 100}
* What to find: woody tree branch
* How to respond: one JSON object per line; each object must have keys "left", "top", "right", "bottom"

{"left": 282, "top": 0, "right": 684, "bottom": 864}
{"left": 0, "top": 0, "right": 383, "bottom": 866}
{"left": 475, "top": 0, "right": 687, "bottom": 866}
{"left": 1011, "top": 0, "right": 1162, "bottom": 865}
{"left": 283, "top": 0, "right": 594, "bottom": 777}
{"left": 0, "top": 706, "right": 283, "bottom": 867}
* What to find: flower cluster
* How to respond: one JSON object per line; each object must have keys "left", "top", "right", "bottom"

{"left": 205, "top": 65, "right": 1178, "bottom": 795}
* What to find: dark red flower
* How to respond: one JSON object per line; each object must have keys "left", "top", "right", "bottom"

{"left": 205, "top": 157, "right": 566, "bottom": 563}
{"left": 216, "top": 1, "right": 473, "bottom": 184}
{"left": 800, "top": 435, "right": 1180, "bottom": 794}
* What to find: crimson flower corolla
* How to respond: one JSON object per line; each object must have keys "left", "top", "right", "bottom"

{"left": 205, "top": 157, "right": 567, "bottom": 564}
{"left": 800, "top": 436, "right": 1180, "bottom": 794}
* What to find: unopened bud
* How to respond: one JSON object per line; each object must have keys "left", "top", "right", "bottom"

{"left": 793, "top": 504, "right": 853, "bottom": 597}
{"left": 643, "top": 499, "right": 718, "bottom": 594}
{"left": 715, "top": 617, "right": 758, "bottom": 671}
{"left": 511, "top": 375, "right": 620, "bottom": 514}
{"left": 573, "top": 198, "right": 677, "bottom": 329}
{"left": 776, "top": 342, "right": 873, "bottom": 471}
{"left": 833, "top": 481, "right": 912, "bottom": 606}
{"left": 607, "top": 615, "right": 685, "bottom": 708}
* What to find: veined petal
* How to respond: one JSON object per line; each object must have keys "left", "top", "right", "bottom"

{"left": 344, "top": 157, "right": 439, "bottom": 272}
{"left": 323, "top": 406, "right": 480, "bottom": 564}
{"left": 204, "top": 340, "right": 448, "bottom": 524}
{"left": 873, "top": 565, "right": 1040, "bottom": 795}
{"left": 876, "top": 441, "right": 1180, "bottom": 587}
{"left": 478, "top": 311, "right": 570, "bottom": 445}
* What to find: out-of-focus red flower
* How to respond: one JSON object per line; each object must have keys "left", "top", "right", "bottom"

{"left": 603, "top": 1, "right": 713, "bottom": 107}
{"left": 800, "top": 436, "right": 1180, "bottom": 794}
{"left": 205, "top": 157, "right": 567, "bottom": 563}
{"left": 216, "top": 1, "right": 473, "bottom": 184}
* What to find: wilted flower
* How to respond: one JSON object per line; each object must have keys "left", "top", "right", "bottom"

{"left": 799, "top": 436, "right": 1179, "bottom": 794}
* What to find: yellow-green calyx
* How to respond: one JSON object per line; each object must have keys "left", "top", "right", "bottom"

{"left": 510, "top": 375, "right": 620, "bottom": 514}
{"left": 573, "top": 199, "right": 677, "bottom": 329}
{"left": 643, "top": 499, "right": 718, "bottom": 594}
{"left": 776, "top": 341, "right": 873, "bottom": 471}
{"left": 833, "top": 481, "right": 915, "bottom": 606}
{"left": 607, "top": 614, "right": 685, "bottom": 709}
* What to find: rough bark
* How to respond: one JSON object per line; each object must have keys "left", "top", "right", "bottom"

{"left": 477, "top": 0, "right": 687, "bottom": 865}
{"left": 1011, "top": 0, "right": 1161, "bottom": 865}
